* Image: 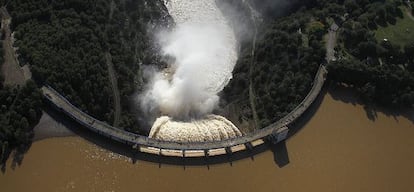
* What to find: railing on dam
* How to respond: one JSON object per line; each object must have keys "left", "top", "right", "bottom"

{"left": 42, "top": 65, "right": 327, "bottom": 157}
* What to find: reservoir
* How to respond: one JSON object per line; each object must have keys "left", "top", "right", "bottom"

{"left": 1, "top": 87, "right": 413, "bottom": 192}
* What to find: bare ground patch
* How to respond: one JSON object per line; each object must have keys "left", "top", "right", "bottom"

{"left": 1, "top": 7, "right": 26, "bottom": 86}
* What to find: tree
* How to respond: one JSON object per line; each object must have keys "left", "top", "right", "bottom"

{"left": 404, "top": 42, "right": 414, "bottom": 60}
{"left": 0, "top": 81, "right": 43, "bottom": 168}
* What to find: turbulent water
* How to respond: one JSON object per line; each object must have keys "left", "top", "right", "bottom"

{"left": 149, "top": 115, "right": 242, "bottom": 142}
{"left": 142, "top": 0, "right": 238, "bottom": 117}
{"left": 144, "top": 0, "right": 241, "bottom": 142}
{"left": 164, "top": 0, "right": 238, "bottom": 71}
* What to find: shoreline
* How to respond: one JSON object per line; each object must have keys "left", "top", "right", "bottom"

{"left": 33, "top": 109, "right": 76, "bottom": 142}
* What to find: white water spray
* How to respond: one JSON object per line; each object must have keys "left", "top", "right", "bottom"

{"left": 140, "top": 0, "right": 238, "bottom": 119}
{"left": 140, "top": 0, "right": 242, "bottom": 142}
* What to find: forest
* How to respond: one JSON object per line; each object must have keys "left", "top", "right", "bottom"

{"left": 104, "top": 0, "right": 171, "bottom": 133}
{"left": 325, "top": 0, "right": 414, "bottom": 108}
{"left": 8, "top": 0, "right": 113, "bottom": 122}
{"left": 0, "top": 0, "right": 412, "bottom": 157}
{"left": 223, "top": 0, "right": 414, "bottom": 130}
{"left": 5, "top": 0, "right": 169, "bottom": 134}
{"left": 0, "top": 0, "right": 169, "bottom": 167}
{"left": 223, "top": 0, "right": 325, "bottom": 130}
{"left": 0, "top": 16, "right": 43, "bottom": 168}
{"left": 0, "top": 80, "right": 43, "bottom": 170}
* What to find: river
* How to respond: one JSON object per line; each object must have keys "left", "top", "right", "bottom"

{"left": 1, "top": 87, "right": 413, "bottom": 192}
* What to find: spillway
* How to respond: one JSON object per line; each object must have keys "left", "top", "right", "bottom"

{"left": 148, "top": 0, "right": 241, "bottom": 142}
{"left": 150, "top": 115, "right": 242, "bottom": 143}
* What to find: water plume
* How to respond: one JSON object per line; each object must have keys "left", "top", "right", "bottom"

{"left": 140, "top": 6, "right": 238, "bottom": 119}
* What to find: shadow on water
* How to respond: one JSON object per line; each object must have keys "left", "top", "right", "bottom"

{"left": 1, "top": 145, "right": 32, "bottom": 174}
{"left": 288, "top": 83, "right": 328, "bottom": 138}
{"left": 65, "top": 83, "right": 329, "bottom": 167}
{"left": 329, "top": 84, "right": 378, "bottom": 121}
{"left": 4, "top": 84, "right": 330, "bottom": 169}
{"left": 2, "top": 105, "right": 72, "bottom": 174}
{"left": 329, "top": 84, "right": 414, "bottom": 124}
{"left": 8, "top": 83, "right": 390, "bottom": 169}
{"left": 266, "top": 82, "right": 329, "bottom": 166}
{"left": 270, "top": 141, "right": 290, "bottom": 168}
{"left": 329, "top": 83, "right": 359, "bottom": 106}
{"left": 41, "top": 105, "right": 272, "bottom": 167}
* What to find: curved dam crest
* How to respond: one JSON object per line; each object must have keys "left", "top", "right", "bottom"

{"left": 41, "top": 64, "right": 326, "bottom": 157}
{"left": 40, "top": 0, "right": 328, "bottom": 157}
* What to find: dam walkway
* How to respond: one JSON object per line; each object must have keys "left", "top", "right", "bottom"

{"left": 41, "top": 65, "right": 327, "bottom": 158}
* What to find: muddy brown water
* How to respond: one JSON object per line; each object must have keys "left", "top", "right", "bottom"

{"left": 1, "top": 89, "right": 413, "bottom": 192}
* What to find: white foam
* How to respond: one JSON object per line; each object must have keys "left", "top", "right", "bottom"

{"left": 148, "top": 0, "right": 238, "bottom": 117}
{"left": 146, "top": 0, "right": 242, "bottom": 142}
{"left": 149, "top": 115, "right": 242, "bottom": 142}
{"left": 165, "top": 0, "right": 238, "bottom": 91}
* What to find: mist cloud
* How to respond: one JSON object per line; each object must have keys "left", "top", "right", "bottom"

{"left": 140, "top": 22, "right": 236, "bottom": 119}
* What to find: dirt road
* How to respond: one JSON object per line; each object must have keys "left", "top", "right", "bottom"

{"left": 326, "top": 23, "right": 339, "bottom": 63}
{"left": 0, "top": 7, "right": 26, "bottom": 86}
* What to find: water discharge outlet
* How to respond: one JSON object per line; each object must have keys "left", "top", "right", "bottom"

{"left": 139, "top": 0, "right": 242, "bottom": 142}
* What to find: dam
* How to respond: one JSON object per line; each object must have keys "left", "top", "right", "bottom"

{"left": 5, "top": 85, "right": 414, "bottom": 192}
{"left": 41, "top": 65, "right": 327, "bottom": 157}
{"left": 40, "top": 0, "right": 328, "bottom": 158}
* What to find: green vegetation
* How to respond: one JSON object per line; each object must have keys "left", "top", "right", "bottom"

{"left": 375, "top": 7, "right": 414, "bottom": 47}
{"left": 224, "top": 0, "right": 414, "bottom": 130}
{"left": 326, "top": 0, "right": 414, "bottom": 108}
{"left": 0, "top": 0, "right": 168, "bottom": 167}
{"left": 105, "top": 0, "right": 170, "bottom": 133}
{"left": 8, "top": 0, "right": 115, "bottom": 122}
{"left": 0, "top": 7, "right": 43, "bottom": 168}
{"left": 6, "top": 0, "right": 169, "bottom": 133}
{"left": 0, "top": 0, "right": 411, "bottom": 151}
{"left": 223, "top": 1, "right": 325, "bottom": 129}
{"left": 0, "top": 80, "right": 43, "bottom": 170}
{"left": 250, "top": 14, "right": 325, "bottom": 127}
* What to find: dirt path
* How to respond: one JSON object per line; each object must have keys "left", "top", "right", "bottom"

{"left": 105, "top": 0, "right": 121, "bottom": 127}
{"left": 244, "top": 2, "right": 260, "bottom": 129}
{"left": 0, "top": 7, "right": 26, "bottom": 86}
{"left": 105, "top": 52, "right": 121, "bottom": 127}
{"left": 326, "top": 23, "right": 339, "bottom": 62}
{"left": 248, "top": 30, "right": 259, "bottom": 129}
